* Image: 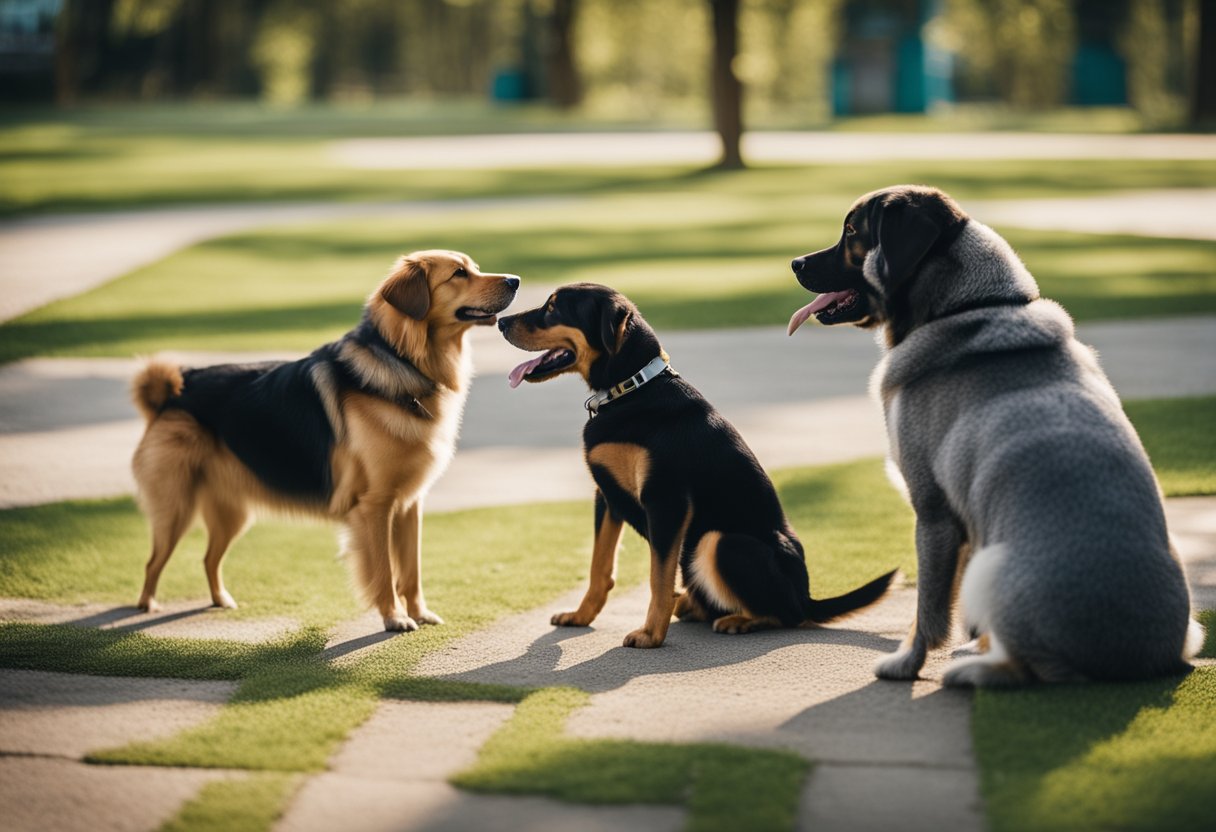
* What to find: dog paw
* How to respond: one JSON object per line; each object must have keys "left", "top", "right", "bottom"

{"left": 211, "top": 590, "right": 239, "bottom": 610}
{"left": 552, "top": 610, "right": 592, "bottom": 627}
{"left": 712, "top": 615, "right": 750, "bottom": 634}
{"left": 874, "top": 647, "right": 923, "bottom": 681}
{"left": 942, "top": 656, "right": 1029, "bottom": 689}
{"left": 383, "top": 613, "right": 419, "bottom": 633}
{"left": 412, "top": 609, "right": 444, "bottom": 626}
{"left": 137, "top": 596, "right": 161, "bottom": 613}
{"left": 623, "top": 629, "right": 663, "bottom": 648}
{"left": 951, "top": 636, "right": 985, "bottom": 658}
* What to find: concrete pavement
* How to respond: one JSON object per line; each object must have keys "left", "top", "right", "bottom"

{"left": 2, "top": 314, "right": 1212, "bottom": 510}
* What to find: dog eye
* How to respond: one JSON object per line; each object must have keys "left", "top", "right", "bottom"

{"left": 453, "top": 267, "right": 468, "bottom": 278}
{"left": 844, "top": 223, "right": 856, "bottom": 236}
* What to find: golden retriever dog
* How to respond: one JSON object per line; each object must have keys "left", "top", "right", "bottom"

{"left": 129, "top": 250, "right": 519, "bottom": 632}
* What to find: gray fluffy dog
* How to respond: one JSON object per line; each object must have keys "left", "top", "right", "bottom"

{"left": 788, "top": 185, "right": 1204, "bottom": 687}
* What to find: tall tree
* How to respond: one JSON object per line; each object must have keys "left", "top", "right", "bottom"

{"left": 709, "top": 0, "right": 744, "bottom": 169}
{"left": 1194, "top": 0, "right": 1216, "bottom": 124}
{"left": 54, "top": 0, "right": 115, "bottom": 105}
{"left": 547, "top": 0, "right": 583, "bottom": 108}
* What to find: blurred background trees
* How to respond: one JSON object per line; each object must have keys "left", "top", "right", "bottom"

{"left": 1, "top": 0, "right": 1209, "bottom": 129}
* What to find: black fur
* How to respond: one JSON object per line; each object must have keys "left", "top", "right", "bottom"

{"left": 500, "top": 284, "right": 895, "bottom": 630}
{"left": 159, "top": 312, "right": 436, "bottom": 503}
{"left": 791, "top": 185, "right": 971, "bottom": 345}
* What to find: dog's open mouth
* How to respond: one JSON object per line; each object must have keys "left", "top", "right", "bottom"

{"left": 456, "top": 307, "right": 500, "bottom": 325}
{"left": 508, "top": 348, "right": 575, "bottom": 388}
{"left": 787, "top": 289, "right": 860, "bottom": 334}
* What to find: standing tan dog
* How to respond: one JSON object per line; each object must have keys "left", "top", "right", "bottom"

{"left": 130, "top": 250, "right": 518, "bottom": 632}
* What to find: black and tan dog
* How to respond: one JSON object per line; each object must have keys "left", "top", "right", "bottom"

{"left": 130, "top": 250, "right": 518, "bottom": 632}
{"left": 498, "top": 284, "right": 895, "bottom": 648}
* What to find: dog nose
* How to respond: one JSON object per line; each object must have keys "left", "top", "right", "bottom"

{"left": 497, "top": 316, "right": 512, "bottom": 332}
{"left": 791, "top": 257, "right": 805, "bottom": 275}
{"left": 504, "top": 276, "right": 520, "bottom": 291}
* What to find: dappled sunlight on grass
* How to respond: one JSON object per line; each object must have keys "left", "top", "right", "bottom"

{"left": 975, "top": 668, "right": 1216, "bottom": 832}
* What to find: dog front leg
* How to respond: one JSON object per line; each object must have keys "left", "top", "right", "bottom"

{"left": 553, "top": 491, "right": 624, "bottom": 627}
{"left": 394, "top": 499, "right": 443, "bottom": 626}
{"left": 875, "top": 508, "right": 964, "bottom": 680}
{"left": 351, "top": 495, "right": 415, "bottom": 632}
{"left": 623, "top": 496, "right": 690, "bottom": 649}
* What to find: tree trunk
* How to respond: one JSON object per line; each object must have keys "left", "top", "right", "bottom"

{"left": 547, "top": 0, "right": 583, "bottom": 108}
{"left": 709, "top": 0, "right": 744, "bottom": 169}
{"left": 1193, "top": 0, "right": 1216, "bottom": 125}
{"left": 54, "top": 0, "right": 114, "bottom": 106}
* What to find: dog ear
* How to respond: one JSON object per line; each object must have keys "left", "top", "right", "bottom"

{"left": 599, "top": 300, "right": 632, "bottom": 356}
{"left": 876, "top": 201, "right": 941, "bottom": 289}
{"left": 381, "top": 257, "right": 430, "bottom": 320}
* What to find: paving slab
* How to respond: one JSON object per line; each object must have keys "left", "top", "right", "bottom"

{"left": 277, "top": 699, "right": 683, "bottom": 832}
{"left": 0, "top": 668, "right": 236, "bottom": 759}
{"left": 0, "top": 757, "right": 234, "bottom": 832}
{"left": 0, "top": 597, "right": 298, "bottom": 643}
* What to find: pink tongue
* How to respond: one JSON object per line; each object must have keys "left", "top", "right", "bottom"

{"left": 787, "top": 291, "right": 851, "bottom": 335}
{"left": 508, "top": 353, "right": 550, "bottom": 388}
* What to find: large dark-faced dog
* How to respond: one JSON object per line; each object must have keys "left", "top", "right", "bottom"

{"left": 130, "top": 250, "right": 518, "bottom": 632}
{"left": 789, "top": 185, "right": 1204, "bottom": 686}
{"left": 498, "top": 284, "right": 894, "bottom": 648}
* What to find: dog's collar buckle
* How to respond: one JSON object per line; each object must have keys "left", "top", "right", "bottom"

{"left": 585, "top": 355, "right": 675, "bottom": 417}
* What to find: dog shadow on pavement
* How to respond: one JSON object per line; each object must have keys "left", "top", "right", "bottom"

{"left": 426, "top": 613, "right": 902, "bottom": 695}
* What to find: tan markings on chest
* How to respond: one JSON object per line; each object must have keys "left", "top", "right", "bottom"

{"left": 587, "top": 442, "right": 651, "bottom": 501}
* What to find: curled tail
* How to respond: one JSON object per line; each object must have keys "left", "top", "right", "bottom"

{"left": 805, "top": 569, "right": 898, "bottom": 623}
{"left": 132, "top": 360, "right": 183, "bottom": 422}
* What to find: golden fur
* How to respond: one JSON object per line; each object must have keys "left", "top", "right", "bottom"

{"left": 130, "top": 250, "right": 518, "bottom": 631}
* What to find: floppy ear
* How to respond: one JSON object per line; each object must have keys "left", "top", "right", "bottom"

{"left": 381, "top": 258, "right": 430, "bottom": 320}
{"left": 599, "top": 300, "right": 632, "bottom": 356}
{"left": 876, "top": 202, "right": 941, "bottom": 289}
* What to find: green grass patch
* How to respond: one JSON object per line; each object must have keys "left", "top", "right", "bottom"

{"left": 453, "top": 687, "right": 810, "bottom": 832}
{"left": 159, "top": 773, "right": 301, "bottom": 832}
{"left": 1125, "top": 396, "right": 1216, "bottom": 496}
{"left": 974, "top": 667, "right": 1216, "bottom": 832}
{"left": 2, "top": 98, "right": 1213, "bottom": 217}
{"left": 5, "top": 167, "right": 1213, "bottom": 363}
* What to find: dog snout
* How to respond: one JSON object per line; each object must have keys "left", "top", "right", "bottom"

{"left": 503, "top": 275, "right": 520, "bottom": 291}
{"left": 791, "top": 256, "right": 808, "bottom": 275}
{"left": 497, "top": 314, "right": 515, "bottom": 333}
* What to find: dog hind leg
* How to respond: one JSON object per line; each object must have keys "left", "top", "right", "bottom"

{"left": 695, "top": 532, "right": 804, "bottom": 634}
{"left": 199, "top": 495, "right": 249, "bottom": 609}
{"left": 136, "top": 493, "right": 195, "bottom": 613}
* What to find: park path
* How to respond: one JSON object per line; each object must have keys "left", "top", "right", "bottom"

{"left": 1, "top": 141, "right": 1214, "bottom": 831}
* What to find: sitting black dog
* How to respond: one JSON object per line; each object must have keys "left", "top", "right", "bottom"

{"left": 498, "top": 283, "right": 895, "bottom": 648}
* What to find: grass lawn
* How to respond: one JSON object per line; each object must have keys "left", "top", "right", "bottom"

{"left": 0, "top": 407, "right": 1211, "bottom": 829}
{"left": 0, "top": 101, "right": 1199, "bottom": 217}
{"left": 3, "top": 168, "right": 1214, "bottom": 364}
{"left": 1124, "top": 396, "right": 1216, "bottom": 496}
{"left": 0, "top": 458, "right": 907, "bottom": 832}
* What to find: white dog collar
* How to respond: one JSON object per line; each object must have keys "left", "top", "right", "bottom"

{"left": 585, "top": 356, "right": 675, "bottom": 416}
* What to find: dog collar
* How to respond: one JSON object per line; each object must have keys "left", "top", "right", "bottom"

{"left": 585, "top": 355, "right": 675, "bottom": 417}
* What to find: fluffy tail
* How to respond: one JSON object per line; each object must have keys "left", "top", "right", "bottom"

{"left": 131, "top": 360, "right": 183, "bottom": 422}
{"left": 805, "top": 569, "right": 898, "bottom": 623}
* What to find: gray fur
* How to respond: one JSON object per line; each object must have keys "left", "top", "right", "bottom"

{"left": 872, "top": 220, "right": 1200, "bottom": 686}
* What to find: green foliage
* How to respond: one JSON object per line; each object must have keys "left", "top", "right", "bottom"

{"left": 453, "top": 687, "right": 811, "bottom": 832}
{"left": 944, "top": 0, "right": 1077, "bottom": 108}
{"left": 974, "top": 668, "right": 1216, "bottom": 832}
{"left": 1124, "top": 396, "right": 1216, "bottom": 496}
